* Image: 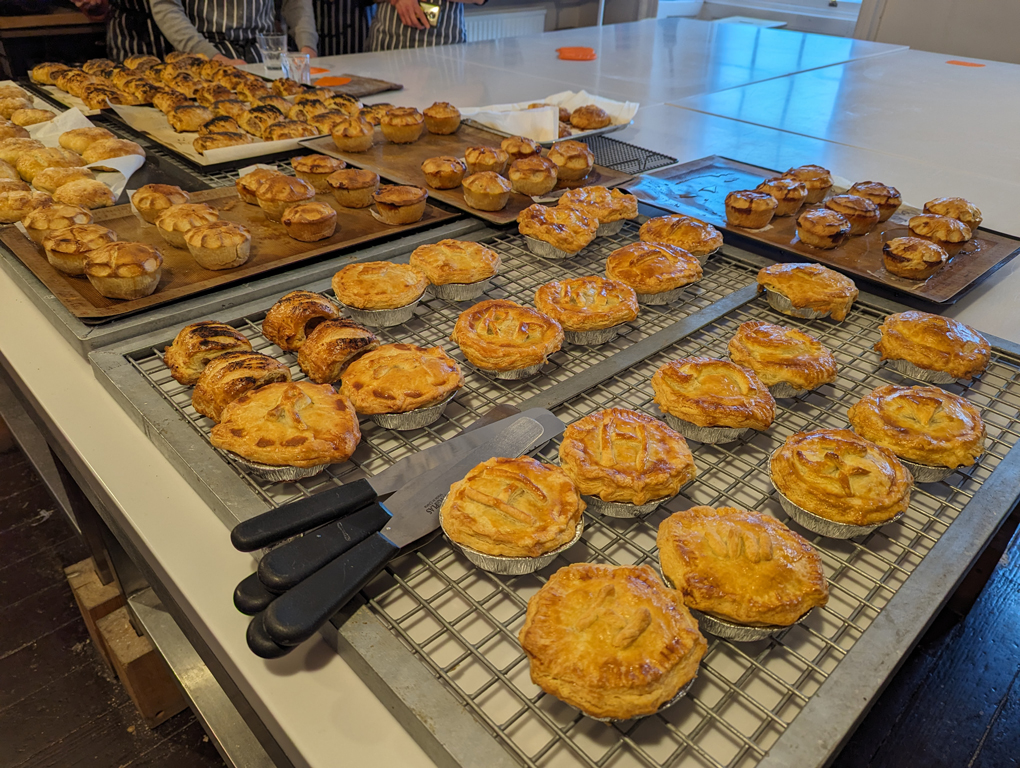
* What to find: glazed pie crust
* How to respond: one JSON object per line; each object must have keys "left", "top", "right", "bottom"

{"left": 605, "top": 242, "right": 703, "bottom": 294}
{"left": 163, "top": 321, "right": 254, "bottom": 385}
{"left": 727, "top": 320, "right": 838, "bottom": 391}
{"left": 339, "top": 343, "right": 463, "bottom": 414}
{"left": 331, "top": 261, "right": 427, "bottom": 310}
{"left": 874, "top": 311, "right": 991, "bottom": 381}
{"left": 261, "top": 290, "right": 341, "bottom": 352}
{"left": 534, "top": 275, "right": 639, "bottom": 332}
{"left": 638, "top": 215, "right": 723, "bottom": 257}
{"left": 451, "top": 299, "right": 563, "bottom": 372}
{"left": 651, "top": 357, "right": 775, "bottom": 430}
{"left": 756, "top": 263, "right": 859, "bottom": 321}
{"left": 297, "top": 319, "right": 380, "bottom": 384}
{"left": 517, "top": 204, "right": 598, "bottom": 254}
{"left": 557, "top": 186, "right": 638, "bottom": 224}
{"left": 408, "top": 239, "right": 501, "bottom": 285}
{"left": 191, "top": 351, "right": 292, "bottom": 422}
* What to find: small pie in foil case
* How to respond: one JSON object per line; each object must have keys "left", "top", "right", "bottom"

{"left": 224, "top": 451, "right": 330, "bottom": 483}
{"left": 772, "top": 481, "right": 904, "bottom": 539}
{"left": 368, "top": 392, "right": 456, "bottom": 431}
{"left": 635, "top": 285, "right": 687, "bottom": 306}
{"left": 689, "top": 608, "right": 809, "bottom": 643}
{"left": 899, "top": 457, "right": 954, "bottom": 484}
{"left": 768, "top": 380, "right": 808, "bottom": 399}
{"left": 884, "top": 357, "right": 957, "bottom": 385}
{"left": 524, "top": 235, "right": 582, "bottom": 260}
{"left": 464, "top": 359, "right": 545, "bottom": 380}
{"left": 441, "top": 519, "right": 584, "bottom": 576}
{"left": 563, "top": 323, "right": 623, "bottom": 347}
{"left": 427, "top": 279, "right": 491, "bottom": 302}
{"left": 338, "top": 298, "right": 420, "bottom": 328}
{"left": 584, "top": 678, "right": 696, "bottom": 724}
{"left": 595, "top": 219, "right": 626, "bottom": 237}
{"left": 661, "top": 412, "right": 751, "bottom": 445}
{"left": 583, "top": 494, "right": 665, "bottom": 518}
{"left": 763, "top": 289, "right": 829, "bottom": 320}
{"left": 692, "top": 246, "right": 720, "bottom": 266}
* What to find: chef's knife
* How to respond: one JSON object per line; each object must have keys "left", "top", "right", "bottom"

{"left": 253, "top": 416, "right": 550, "bottom": 653}
{"left": 230, "top": 407, "right": 560, "bottom": 553}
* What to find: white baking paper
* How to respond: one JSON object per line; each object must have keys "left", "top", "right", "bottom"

{"left": 460, "top": 90, "right": 639, "bottom": 143}
{"left": 35, "top": 84, "right": 102, "bottom": 116}
{"left": 26, "top": 106, "right": 94, "bottom": 142}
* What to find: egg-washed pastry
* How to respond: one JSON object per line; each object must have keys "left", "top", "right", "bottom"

{"left": 163, "top": 321, "right": 253, "bottom": 385}
{"left": 725, "top": 190, "right": 778, "bottom": 229}
{"left": 451, "top": 299, "right": 563, "bottom": 373}
{"left": 198, "top": 114, "right": 241, "bottom": 135}
{"left": 847, "top": 181, "right": 901, "bottom": 222}
{"left": 507, "top": 156, "right": 558, "bottom": 197}
{"left": 297, "top": 319, "right": 380, "bottom": 384}
{"left": 282, "top": 201, "right": 337, "bottom": 242}
{"left": 193, "top": 132, "right": 253, "bottom": 154}
{"left": 874, "top": 311, "right": 991, "bottom": 381}
{"left": 373, "top": 185, "right": 427, "bottom": 225}
{"left": 464, "top": 145, "right": 509, "bottom": 176}
{"left": 82, "top": 57, "right": 115, "bottom": 75}
{"left": 756, "top": 262, "right": 858, "bottom": 322}
{"left": 184, "top": 220, "right": 252, "bottom": 270}
{"left": 727, "top": 320, "right": 838, "bottom": 393}
{"left": 291, "top": 154, "right": 346, "bottom": 192}
{"left": 0, "top": 124, "right": 30, "bottom": 142}
{"left": 261, "top": 290, "right": 341, "bottom": 352}
{"left": 907, "top": 214, "right": 972, "bottom": 257}
{"left": 253, "top": 95, "right": 292, "bottom": 116}
{"left": 195, "top": 83, "right": 234, "bottom": 106}
{"left": 16, "top": 147, "right": 84, "bottom": 184}
{"left": 0, "top": 137, "right": 43, "bottom": 167}
{"left": 327, "top": 168, "right": 379, "bottom": 208}
{"left": 605, "top": 242, "right": 703, "bottom": 300}
{"left": 152, "top": 90, "right": 190, "bottom": 114}
{"left": 81, "top": 84, "right": 135, "bottom": 110}
{"left": 54, "top": 69, "right": 94, "bottom": 97}
{"left": 42, "top": 223, "right": 117, "bottom": 276}
{"left": 757, "top": 176, "right": 808, "bottom": 217}
{"left": 81, "top": 138, "right": 145, "bottom": 170}
{"left": 11, "top": 109, "right": 55, "bottom": 127}
{"left": 155, "top": 203, "right": 220, "bottom": 247}
{"left": 0, "top": 97, "right": 32, "bottom": 119}
{"left": 331, "top": 261, "right": 427, "bottom": 310}
{"left": 770, "top": 429, "right": 912, "bottom": 526}
{"left": 0, "top": 178, "right": 28, "bottom": 194}
{"left": 558, "top": 186, "right": 638, "bottom": 224}
{"left": 287, "top": 100, "right": 328, "bottom": 121}
{"left": 192, "top": 351, "right": 292, "bottom": 422}
{"left": 22, "top": 202, "right": 92, "bottom": 244}
{"left": 340, "top": 343, "right": 463, "bottom": 415}
{"left": 501, "top": 135, "right": 541, "bottom": 162}
{"left": 461, "top": 171, "right": 511, "bottom": 212}
{"left": 294, "top": 87, "right": 335, "bottom": 103}
{"left": 235, "top": 168, "right": 281, "bottom": 205}
{"left": 0, "top": 159, "right": 17, "bottom": 183}
{"left": 237, "top": 104, "right": 286, "bottom": 137}
{"left": 569, "top": 104, "right": 611, "bottom": 130}
{"left": 210, "top": 381, "right": 361, "bottom": 468}
{"left": 658, "top": 505, "right": 829, "bottom": 627}
{"left": 519, "top": 562, "right": 706, "bottom": 721}
{"left": 923, "top": 197, "right": 981, "bottom": 231}
{"left": 126, "top": 54, "right": 161, "bottom": 71}
{"left": 639, "top": 214, "right": 723, "bottom": 259}
{"left": 882, "top": 237, "right": 947, "bottom": 280}
{"left": 534, "top": 275, "right": 638, "bottom": 332}
{"left": 380, "top": 106, "right": 425, "bottom": 143}
{"left": 263, "top": 120, "right": 318, "bottom": 142}
{"left": 255, "top": 175, "right": 316, "bottom": 222}
{"left": 796, "top": 208, "right": 850, "bottom": 249}
{"left": 652, "top": 357, "right": 775, "bottom": 431}
{"left": 52, "top": 179, "right": 116, "bottom": 209}
{"left": 420, "top": 156, "right": 466, "bottom": 190}
{"left": 0, "top": 189, "right": 51, "bottom": 224}
{"left": 324, "top": 93, "right": 362, "bottom": 116}
{"left": 518, "top": 204, "right": 598, "bottom": 255}
{"left": 547, "top": 140, "right": 593, "bottom": 182}
{"left": 441, "top": 456, "right": 583, "bottom": 557}
{"left": 211, "top": 98, "right": 249, "bottom": 119}
{"left": 409, "top": 239, "right": 500, "bottom": 286}
{"left": 422, "top": 101, "right": 461, "bottom": 134}
{"left": 271, "top": 77, "right": 305, "bottom": 96}
{"left": 331, "top": 115, "right": 375, "bottom": 152}
{"left": 129, "top": 80, "right": 167, "bottom": 107}
{"left": 306, "top": 110, "right": 347, "bottom": 135}
{"left": 32, "top": 166, "right": 96, "bottom": 194}
{"left": 215, "top": 68, "right": 255, "bottom": 90}
{"left": 559, "top": 408, "right": 696, "bottom": 505}
{"left": 83, "top": 241, "right": 162, "bottom": 300}
{"left": 782, "top": 164, "right": 832, "bottom": 204}
{"left": 235, "top": 80, "right": 272, "bottom": 104}
{"left": 167, "top": 104, "right": 213, "bottom": 132}
{"left": 30, "top": 62, "right": 71, "bottom": 85}
{"left": 558, "top": 121, "right": 572, "bottom": 138}
{"left": 824, "top": 194, "right": 879, "bottom": 237}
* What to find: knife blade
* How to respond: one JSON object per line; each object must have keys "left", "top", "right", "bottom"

{"left": 255, "top": 416, "right": 551, "bottom": 652}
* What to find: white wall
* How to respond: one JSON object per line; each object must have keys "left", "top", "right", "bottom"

{"left": 466, "top": 0, "right": 655, "bottom": 31}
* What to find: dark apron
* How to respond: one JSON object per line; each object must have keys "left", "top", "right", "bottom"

{"left": 314, "top": 0, "right": 370, "bottom": 56}
{"left": 368, "top": 0, "right": 465, "bottom": 52}
{"left": 107, "top": 0, "right": 174, "bottom": 60}
{"left": 180, "top": 0, "right": 274, "bottom": 62}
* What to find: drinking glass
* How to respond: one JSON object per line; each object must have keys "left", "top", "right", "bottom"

{"left": 281, "top": 52, "right": 311, "bottom": 85}
{"left": 257, "top": 33, "right": 287, "bottom": 74}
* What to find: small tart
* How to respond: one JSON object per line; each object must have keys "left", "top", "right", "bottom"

{"left": 507, "top": 156, "right": 558, "bottom": 197}
{"left": 327, "top": 168, "right": 380, "bottom": 208}
{"left": 163, "top": 321, "right": 254, "bottom": 385}
{"left": 191, "top": 351, "right": 292, "bottom": 422}
{"left": 756, "top": 263, "right": 858, "bottom": 322}
{"left": 297, "top": 319, "right": 380, "bottom": 384}
{"left": 83, "top": 241, "right": 163, "bottom": 300}
{"left": 770, "top": 429, "right": 912, "bottom": 526}
{"left": 638, "top": 214, "right": 723, "bottom": 258}
{"left": 651, "top": 357, "right": 775, "bottom": 430}
{"left": 727, "top": 320, "right": 837, "bottom": 392}
{"left": 420, "top": 155, "right": 466, "bottom": 190}
{"left": 372, "top": 185, "right": 428, "bottom": 225}
{"left": 409, "top": 239, "right": 501, "bottom": 285}
{"left": 281, "top": 201, "right": 337, "bottom": 243}
{"left": 558, "top": 186, "right": 638, "bottom": 224}
{"left": 155, "top": 203, "right": 219, "bottom": 248}
{"left": 605, "top": 242, "right": 703, "bottom": 296}
{"left": 0, "top": 189, "right": 51, "bottom": 224}
{"left": 501, "top": 135, "right": 541, "bottom": 162}
{"left": 340, "top": 343, "right": 464, "bottom": 415}
{"left": 464, "top": 145, "right": 509, "bottom": 176}
{"left": 534, "top": 275, "right": 638, "bottom": 332}
{"left": 824, "top": 194, "right": 880, "bottom": 236}
{"left": 255, "top": 175, "right": 316, "bottom": 223}
{"left": 380, "top": 107, "right": 424, "bottom": 143}
{"left": 461, "top": 171, "right": 511, "bottom": 212}
{"left": 546, "top": 140, "right": 594, "bottom": 182}
{"left": 657, "top": 505, "right": 829, "bottom": 626}
{"left": 184, "top": 220, "right": 252, "bottom": 270}
{"left": 725, "top": 190, "right": 778, "bottom": 229}
{"left": 440, "top": 456, "right": 584, "bottom": 557}
{"left": 908, "top": 214, "right": 972, "bottom": 257}
{"left": 451, "top": 299, "right": 563, "bottom": 372}
{"left": 291, "top": 155, "right": 347, "bottom": 192}
{"left": 874, "top": 311, "right": 991, "bottom": 381}
{"left": 756, "top": 177, "right": 809, "bottom": 212}
{"left": 559, "top": 408, "right": 697, "bottom": 505}
{"left": 569, "top": 104, "right": 611, "bottom": 130}
{"left": 22, "top": 203, "right": 92, "bottom": 244}
{"left": 332, "top": 261, "right": 427, "bottom": 310}
{"left": 422, "top": 101, "right": 461, "bottom": 134}
{"left": 331, "top": 116, "right": 375, "bottom": 152}
{"left": 519, "top": 562, "right": 706, "bottom": 722}
{"left": 781, "top": 164, "right": 832, "bottom": 203}
{"left": 923, "top": 197, "right": 982, "bottom": 231}
{"left": 517, "top": 204, "right": 597, "bottom": 254}
{"left": 210, "top": 381, "right": 360, "bottom": 468}
{"left": 235, "top": 168, "right": 282, "bottom": 205}
{"left": 132, "top": 184, "right": 190, "bottom": 224}
{"left": 848, "top": 181, "right": 902, "bottom": 222}
{"left": 796, "top": 208, "right": 850, "bottom": 249}
{"left": 882, "top": 237, "right": 947, "bottom": 280}
{"left": 261, "top": 290, "right": 341, "bottom": 352}
{"left": 42, "top": 223, "right": 118, "bottom": 276}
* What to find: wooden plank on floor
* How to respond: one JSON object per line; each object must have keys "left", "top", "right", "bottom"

{"left": 0, "top": 580, "right": 81, "bottom": 659}
{"left": 0, "top": 618, "right": 91, "bottom": 712}
{"left": 0, "top": 534, "right": 87, "bottom": 612}
{"left": 970, "top": 667, "right": 1020, "bottom": 768}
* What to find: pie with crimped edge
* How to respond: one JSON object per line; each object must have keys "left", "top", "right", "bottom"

{"left": 519, "top": 562, "right": 707, "bottom": 721}
{"left": 331, "top": 261, "right": 427, "bottom": 310}
{"left": 874, "top": 311, "right": 991, "bottom": 381}
{"left": 605, "top": 242, "right": 703, "bottom": 295}
{"left": 557, "top": 185, "right": 638, "bottom": 223}
{"left": 651, "top": 357, "right": 775, "bottom": 430}
{"left": 517, "top": 204, "right": 598, "bottom": 254}
{"left": 408, "top": 239, "right": 501, "bottom": 286}
{"left": 638, "top": 214, "right": 723, "bottom": 258}
{"left": 451, "top": 299, "right": 563, "bottom": 372}
{"left": 534, "top": 275, "right": 638, "bottom": 332}
{"left": 756, "top": 263, "right": 858, "bottom": 321}
{"left": 339, "top": 343, "right": 463, "bottom": 415}
{"left": 657, "top": 505, "right": 829, "bottom": 626}
{"left": 727, "top": 320, "right": 838, "bottom": 392}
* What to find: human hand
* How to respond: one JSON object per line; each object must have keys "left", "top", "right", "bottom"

{"left": 213, "top": 53, "right": 246, "bottom": 66}
{"left": 300, "top": 46, "right": 317, "bottom": 59}
{"left": 389, "top": 0, "right": 430, "bottom": 30}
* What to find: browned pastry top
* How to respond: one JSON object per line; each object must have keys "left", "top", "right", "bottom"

{"left": 874, "top": 311, "right": 991, "bottom": 380}
{"left": 451, "top": 299, "right": 563, "bottom": 371}
{"left": 409, "top": 239, "right": 501, "bottom": 285}
{"left": 782, "top": 164, "right": 832, "bottom": 189}
{"left": 423, "top": 101, "right": 460, "bottom": 119}
{"left": 517, "top": 203, "right": 598, "bottom": 254}
{"left": 372, "top": 184, "right": 427, "bottom": 207}
{"left": 340, "top": 343, "right": 464, "bottom": 414}
{"left": 381, "top": 107, "right": 423, "bottom": 127}
{"left": 331, "top": 261, "right": 427, "bottom": 310}
{"left": 43, "top": 224, "right": 117, "bottom": 255}
{"left": 756, "top": 263, "right": 858, "bottom": 321}
{"left": 797, "top": 207, "right": 850, "bottom": 236}
{"left": 848, "top": 181, "right": 901, "bottom": 207}
{"left": 638, "top": 214, "right": 723, "bottom": 257}
{"left": 255, "top": 175, "right": 316, "bottom": 204}
{"left": 727, "top": 320, "right": 838, "bottom": 391}
{"left": 908, "top": 214, "right": 972, "bottom": 243}
{"left": 923, "top": 197, "right": 982, "bottom": 229}
{"left": 605, "top": 242, "right": 703, "bottom": 293}
{"left": 327, "top": 168, "right": 379, "bottom": 190}
{"left": 726, "top": 190, "right": 778, "bottom": 212}
{"left": 557, "top": 186, "right": 638, "bottom": 223}
{"left": 261, "top": 290, "right": 341, "bottom": 352}
{"left": 534, "top": 275, "right": 639, "bottom": 332}
{"left": 651, "top": 356, "right": 775, "bottom": 430}
{"left": 84, "top": 241, "right": 162, "bottom": 279}
{"left": 155, "top": 203, "right": 219, "bottom": 235}
{"left": 191, "top": 351, "right": 292, "bottom": 422}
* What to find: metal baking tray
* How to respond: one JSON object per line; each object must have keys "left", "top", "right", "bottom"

{"left": 89, "top": 229, "right": 1020, "bottom": 768}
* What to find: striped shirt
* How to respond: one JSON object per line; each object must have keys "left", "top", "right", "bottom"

{"left": 367, "top": 0, "right": 465, "bottom": 51}
{"left": 106, "top": 0, "right": 174, "bottom": 60}
{"left": 313, "top": 0, "right": 369, "bottom": 56}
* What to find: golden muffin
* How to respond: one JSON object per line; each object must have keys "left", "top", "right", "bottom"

{"left": 22, "top": 203, "right": 92, "bottom": 244}
{"left": 534, "top": 275, "right": 638, "bottom": 337}
{"left": 569, "top": 104, "right": 611, "bottom": 130}
{"left": 184, "top": 220, "right": 251, "bottom": 270}
{"left": 422, "top": 101, "right": 461, "bottom": 134}
{"left": 191, "top": 352, "right": 292, "bottom": 422}
{"left": 330, "top": 116, "right": 375, "bottom": 153}
{"left": 848, "top": 181, "right": 902, "bottom": 222}
{"left": 782, "top": 164, "right": 832, "bottom": 204}
{"left": 380, "top": 106, "right": 425, "bottom": 143}
{"left": 340, "top": 343, "right": 463, "bottom": 415}
{"left": 331, "top": 261, "right": 427, "bottom": 310}
{"left": 261, "top": 290, "right": 341, "bottom": 352}
{"left": 725, "top": 190, "right": 778, "bottom": 229}
{"left": 639, "top": 215, "right": 724, "bottom": 260}
{"left": 517, "top": 203, "right": 597, "bottom": 255}
{"left": 461, "top": 171, "right": 511, "bottom": 211}
{"left": 501, "top": 135, "right": 541, "bottom": 162}
{"left": 824, "top": 194, "right": 880, "bottom": 236}
{"left": 281, "top": 201, "right": 337, "bottom": 242}
{"left": 155, "top": 203, "right": 220, "bottom": 247}
{"left": 83, "top": 241, "right": 163, "bottom": 300}
{"left": 907, "top": 214, "right": 972, "bottom": 257}
{"left": 874, "top": 311, "right": 991, "bottom": 382}
{"left": 796, "top": 208, "right": 850, "bottom": 249}
{"left": 728, "top": 320, "right": 838, "bottom": 395}
{"left": 255, "top": 175, "right": 316, "bottom": 222}
{"left": 420, "top": 156, "right": 466, "bottom": 190}
{"left": 451, "top": 299, "right": 563, "bottom": 374}
{"left": 409, "top": 239, "right": 501, "bottom": 286}
{"left": 507, "top": 156, "right": 558, "bottom": 197}
{"left": 756, "top": 262, "right": 858, "bottom": 321}
{"left": 372, "top": 185, "right": 427, "bottom": 225}
{"left": 296, "top": 319, "right": 380, "bottom": 384}
{"left": 923, "top": 197, "right": 982, "bottom": 231}
{"left": 42, "top": 223, "right": 118, "bottom": 276}
{"left": 547, "top": 140, "right": 594, "bottom": 182}
{"left": 464, "top": 145, "right": 509, "bottom": 176}
{"left": 605, "top": 242, "right": 703, "bottom": 303}
{"left": 882, "top": 237, "right": 948, "bottom": 280}
{"left": 327, "top": 168, "right": 380, "bottom": 208}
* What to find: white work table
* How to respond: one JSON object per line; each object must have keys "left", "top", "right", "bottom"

{"left": 2, "top": 18, "right": 1019, "bottom": 768}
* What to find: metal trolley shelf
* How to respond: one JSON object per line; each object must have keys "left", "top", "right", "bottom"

{"left": 90, "top": 222, "right": 1020, "bottom": 768}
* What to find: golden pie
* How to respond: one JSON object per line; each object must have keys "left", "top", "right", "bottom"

{"left": 379, "top": 107, "right": 425, "bottom": 143}
{"left": 546, "top": 140, "right": 594, "bottom": 182}
{"left": 461, "top": 171, "right": 512, "bottom": 212}
{"left": 638, "top": 215, "right": 723, "bottom": 259}
{"left": 297, "top": 319, "right": 380, "bottom": 384}
{"left": 605, "top": 242, "right": 703, "bottom": 298}
{"left": 21, "top": 202, "right": 92, "bottom": 244}
{"left": 508, "top": 156, "right": 557, "bottom": 197}
{"left": 339, "top": 343, "right": 463, "bottom": 414}
{"left": 907, "top": 214, "right": 972, "bottom": 257}
{"left": 517, "top": 204, "right": 597, "bottom": 254}
{"left": 534, "top": 275, "right": 638, "bottom": 332}
{"left": 727, "top": 320, "right": 838, "bottom": 393}
{"left": 882, "top": 237, "right": 947, "bottom": 280}
{"left": 781, "top": 164, "right": 832, "bottom": 203}
{"left": 327, "top": 168, "right": 380, "bottom": 208}
{"left": 184, "top": 220, "right": 252, "bottom": 270}
{"left": 847, "top": 181, "right": 901, "bottom": 222}
{"left": 569, "top": 104, "right": 611, "bottom": 130}
{"left": 500, "top": 135, "right": 541, "bottom": 162}
{"left": 874, "top": 311, "right": 991, "bottom": 381}
{"left": 725, "top": 190, "right": 778, "bottom": 229}
{"left": 331, "top": 261, "right": 427, "bottom": 310}
{"left": 464, "top": 145, "right": 508, "bottom": 176}
{"left": 42, "top": 223, "right": 118, "bottom": 276}
{"left": 796, "top": 208, "right": 850, "bottom": 249}
{"left": 409, "top": 239, "right": 501, "bottom": 285}
{"left": 451, "top": 299, "right": 563, "bottom": 372}
{"left": 756, "top": 177, "right": 808, "bottom": 217}
{"left": 131, "top": 183, "right": 190, "bottom": 224}
{"left": 557, "top": 186, "right": 638, "bottom": 224}
{"left": 191, "top": 351, "right": 292, "bottom": 422}
{"left": 291, "top": 154, "right": 346, "bottom": 192}
{"left": 155, "top": 203, "right": 220, "bottom": 248}
{"left": 824, "top": 194, "right": 880, "bottom": 236}
{"left": 261, "top": 290, "right": 341, "bottom": 352}
{"left": 651, "top": 357, "right": 775, "bottom": 430}
{"left": 163, "top": 321, "right": 254, "bottom": 385}
{"left": 422, "top": 101, "right": 461, "bottom": 134}
{"left": 923, "top": 197, "right": 981, "bottom": 231}
{"left": 420, "top": 156, "right": 466, "bottom": 190}
{"left": 255, "top": 175, "right": 316, "bottom": 222}
{"left": 330, "top": 116, "right": 375, "bottom": 153}
{"left": 235, "top": 168, "right": 281, "bottom": 205}
{"left": 756, "top": 263, "right": 858, "bottom": 321}
{"left": 372, "top": 185, "right": 427, "bottom": 225}
{"left": 281, "top": 201, "right": 337, "bottom": 243}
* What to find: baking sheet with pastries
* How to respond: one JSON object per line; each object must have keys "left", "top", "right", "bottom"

{"left": 0, "top": 186, "right": 456, "bottom": 322}
{"left": 626, "top": 155, "right": 1020, "bottom": 305}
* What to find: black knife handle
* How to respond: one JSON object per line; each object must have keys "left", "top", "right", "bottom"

{"left": 263, "top": 524, "right": 399, "bottom": 647}
{"left": 230, "top": 478, "right": 377, "bottom": 552}
{"left": 257, "top": 504, "right": 392, "bottom": 592}
{"left": 234, "top": 572, "right": 279, "bottom": 616}
{"left": 247, "top": 613, "right": 294, "bottom": 658}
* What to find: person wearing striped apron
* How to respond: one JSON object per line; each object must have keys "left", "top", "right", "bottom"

{"left": 313, "top": 0, "right": 370, "bottom": 56}
{"left": 367, "top": 0, "right": 486, "bottom": 51}
{"left": 149, "top": 0, "right": 319, "bottom": 64}
{"left": 106, "top": 0, "right": 174, "bottom": 60}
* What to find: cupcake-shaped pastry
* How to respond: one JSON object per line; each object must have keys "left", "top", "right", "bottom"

{"left": 651, "top": 357, "right": 775, "bottom": 443}
{"left": 848, "top": 385, "right": 985, "bottom": 483}
{"left": 923, "top": 197, "right": 982, "bottom": 232}
{"left": 727, "top": 320, "right": 838, "bottom": 399}
{"left": 908, "top": 214, "right": 972, "bottom": 257}
{"left": 282, "top": 201, "right": 337, "bottom": 242}
{"left": 451, "top": 299, "right": 563, "bottom": 379}
{"left": 657, "top": 505, "right": 829, "bottom": 640}
{"left": 464, "top": 146, "right": 509, "bottom": 176}
{"left": 132, "top": 184, "right": 190, "bottom": 224}
{"left": 461, "top": 171, "right": 511, "bottom": 212}
{"left": 500, "top": 135, "right": 541, "bottom": 162}
{"left": 358, "top": 103, "right": 392, "bottom": 125}
{"left": 796, "top": 208, "right": 850, "bottom": 249}
{"left": 380, "top": 107, "right": 425, "bottom": 143}
{"left": 557, "top": 186, "right": 638, "bottom": 236}
{"left": 770, "top": 429, "right": 912, "bottom": 537}
{"left": 422, "top": 101, "right": 461, "bottom": 134}
{"left": 22, "top": 203, "right": 92, "bottom": 244}
{"left": 547, "top": 140, "right": 594, "bottom": 182}
{"left": 569, "top": 104, "right": 611, "bottom": 130}
{"left": 191, "top": 351, "right": 292, "bottom": 422}
{"left": 184, "top": 220, "right": 251, "bottom": 270}
{"left": 372, "top": 185, "right": 428, "bottom": 225}
{"left": 327, "top": 168, "right": 380, "bottom": 208}
{"left": 534, "top": 275, "right": 638, "bottom": 345}
{"left": 340, "top": 343, "right": 464, "bottom": 430}
{"left": 290, "top": 154, "right": 346, "bottom": 192}
{"left": 824, "top": 194, "right": 879, "bottom": 236}
{"left": 756, "top": 262, "right": 858, "bottom": 321}
{"left": 84, "top": 241, "right": 163, "bottom": 300}
{"left": 519, "top": 563, "right": 706, "bottom": 721}
{"left": 331, "top": 116, "right": 376, "bottom": 153}
{"left": 517, "top": 203, "right": 598, "bottom": 258}
{"left": 638, "top": 214, "right": 723, "bottom": 262}
{"left": 782, "top": 164, "right": 832, "bottom": 204}
{"left": 255, "top": 176, "right": 316, "bottom": 223}
{"left": 235, "top": 168, "right": 282, "bottom": 205}
{"left": 882, "top": 237, "right": 947, "bottom": 280}
{"left": 420, "top": 156, "right": 466, "bottom": 190}
{"left": 331, "top": 260, "right": 427, "bottom": 327}
{"left": 296, "top": 319, "right": 379, "bottom": 384}
{"left": 210, "top": 381, "right": 361, "bottom": 482}
{"left": 155, "top": 203, "right": 220, "bottom": 247}
{"left": 409, "top": 239, "right": 501, "bottom": 301}
{"left": 440, "top": 457, "right": 584, "bottom": 573}
{"left": 725, "top": 190, "right": 778, "bottom": 229}
{"left": 874, "top": 311, "right": 991, "bottom": 383}
{"left": 605, "top": 242, "right": 703, "bottom": 305}
{"left": 52, "top": 179, "right": 116, "bottom": 210}
{"left": 163, "top": 321, "right": 253, "bottom": 385}
{"left": 42, "top": 224, "right": 117, "bottom": 276}
{"left": 559, "top": 408, "right": 696, "bottom": 517}
{"left": 508, "top": 156, "right": 558, "bottom": 197}
{"left": 848, "top": 181, "right": 901, "bottom": 222}
{"left": 262, "top": 290, "right": 341, "bottom": 352}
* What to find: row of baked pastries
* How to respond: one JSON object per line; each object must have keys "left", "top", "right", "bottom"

{"left": 0, "top": 83, "right": 57, "bottom": 127}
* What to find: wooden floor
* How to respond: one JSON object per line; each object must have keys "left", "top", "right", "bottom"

{"left": 1, "top": 441, "right": 1018, "bottom": 768}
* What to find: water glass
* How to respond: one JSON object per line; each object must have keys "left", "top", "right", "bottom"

{"left": 282, "top": 52, "right": 311, "bottom": 85}
{"left": 257, "top": 33, "right": 287, "bottom": 74}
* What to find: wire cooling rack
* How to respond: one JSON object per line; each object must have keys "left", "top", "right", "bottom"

{"left": 585, "top": 136, "right": 677, "bottom": 176}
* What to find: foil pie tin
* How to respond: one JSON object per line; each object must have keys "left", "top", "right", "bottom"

{"left": 764, "top": 289, "right": 829, "bottom": 320}
{"left": 770, "top": 477, "right": 904, "bottom": 539}
{"left": 428, "top": 279, "right": 491, "bottom": 302}
{"left": 369, "top": 392, "right": 456, "bottom": 431}
{"left": 583, "top": 494, "right": 666, "bottom": 518}
{"left": 662, "top": 413, "right": 751, "bottom": 445}
{"left": 595, "top": 219, "right": 626, "bottom": 237}
{"left": 585, "top": 678, "right": 696, "bottom": 724}
{"left": 225, "top": 452, "right": 329, "bottom": 483}
{"left": 768, "top": 380, "right": 808, "bottom": 400}
{"left": 884, "top": 358, "right": 957, "bottom": 385}
{"left": 689, "top": 608, "right": 808, "bottom": 643}
{"left": 900, "top": 457, "right": 954, "bottom": 484}
{"left": 692, "top": 246, "right": 721, "bottom": 266}
{"left": 524, "top": 235, "right": 582, "bottom": 260}
{"left": 442, "top": 519, "right": 584, "bottom": 576}
{"left": 464, "top": 359, "right": 545, "bottom": 380}
{"left": 339, "top": 298, "right": 420, "bottom": 328}
{"left": 563, "top": 324, "right": 622, "bottom": 346}
{"left": 635, "top": 285, "right": 688, "bottom": 306}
